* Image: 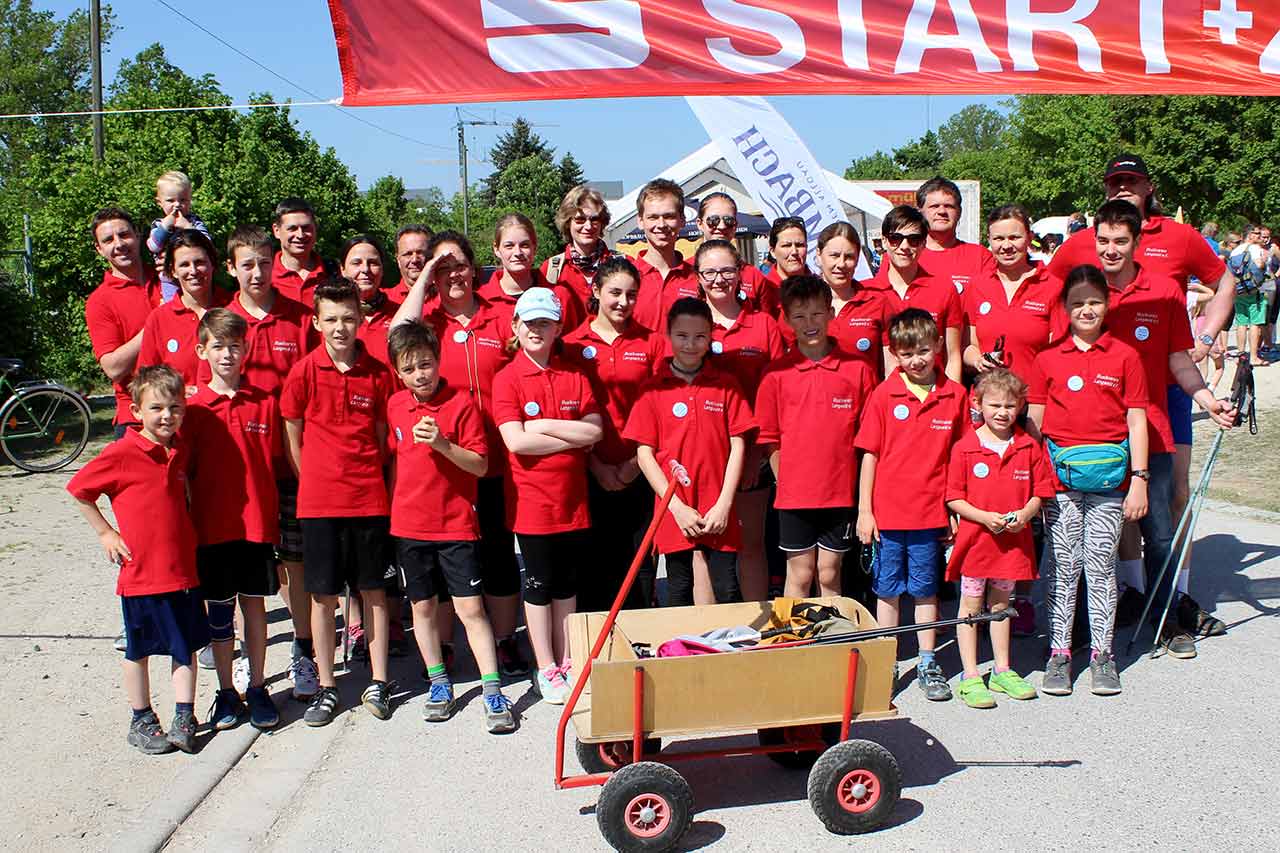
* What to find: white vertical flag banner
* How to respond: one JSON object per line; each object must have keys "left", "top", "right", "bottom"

{"left": 685, "top": 95, "right": 872, "bottom": 278}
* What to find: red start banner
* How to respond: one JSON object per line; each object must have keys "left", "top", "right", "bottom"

{"left": 328, "top": 0, "right": 1280, "bottom": 105}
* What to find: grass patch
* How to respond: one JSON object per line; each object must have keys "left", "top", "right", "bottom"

{"left": 1190, "top": 407, "right": 1274, "bottom": 512}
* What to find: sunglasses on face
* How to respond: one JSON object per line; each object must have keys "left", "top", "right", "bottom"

{"left": 885, "top": 232, "right": 926, "bottom": 248}
{"left": 703, "top": 215, "right": 737, "bottom": 230}
{"left": 698, "top": 267, "right": 739, "bottom": 283}
{"left": 572, "top": 213, "right": 604, "bottom": 226}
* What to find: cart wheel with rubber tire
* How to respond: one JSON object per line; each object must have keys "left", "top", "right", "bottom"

{"left": 576, "top": 737, "right": 663, "bottom": 774}
{"left": 807, "top": 738, "right": 901, "bottom": 834}
{"left": 597, "top": 762, "right": 693, "bottom": 852}
{"left": 757, "top": 724, "right": 840, "bottom": 769}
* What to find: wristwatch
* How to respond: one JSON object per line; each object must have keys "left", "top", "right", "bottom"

{"left": 1197, "top": 334, "right": 1215, "bottom": 347}
{"left": 1130, "top": 469, "right": 1151, "bottom": 481}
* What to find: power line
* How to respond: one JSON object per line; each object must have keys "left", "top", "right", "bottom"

{"left": 151, "top": 0, "right": 453, "bottom": 152}
{"left": 0, "top": 100, "right": 336, "bottom": 121}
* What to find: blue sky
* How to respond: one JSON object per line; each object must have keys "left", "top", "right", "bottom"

{"left": 46, "top": 1, "right": 1003, "bottom": 193}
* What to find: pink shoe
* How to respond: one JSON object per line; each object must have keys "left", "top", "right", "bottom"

{"left": 1010, "top": 600, "right": 1036, "bottom": 637}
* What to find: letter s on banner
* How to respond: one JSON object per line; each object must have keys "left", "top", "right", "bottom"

{"left": 481, "top": 0, "right": 649, "bottom": 73}
{"left": 703, "top": 0, "right": 806, "bottom": 74}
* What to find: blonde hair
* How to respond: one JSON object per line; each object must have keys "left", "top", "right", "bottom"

{"left": 973, "top": 368, "right": 1028, "bottom": 403}
{"left": 493, "top": 212, "right": 538, "bottom": 249}
{"left": 555, "top": 185, "right": 611, "bottom": 241}
{"left": 129, "top": 365, "right": 184, "bottom": 405}
{"left": 156, "top": 170, "right": 192, "bottom": 193}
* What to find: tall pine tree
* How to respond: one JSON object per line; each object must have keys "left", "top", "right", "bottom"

{"left": 482, "top": 118, "right": 554, "bottom": 204}
{"left": 558, "top": 152, "right": 585, "bottom": 196}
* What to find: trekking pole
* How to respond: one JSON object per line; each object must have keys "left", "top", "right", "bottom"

{"left": 341, "top": 587, "right": 351, "bottom": 673}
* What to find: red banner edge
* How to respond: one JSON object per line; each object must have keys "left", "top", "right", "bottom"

{"left": 327, "top": 0, "right": 361, "bottom": 106}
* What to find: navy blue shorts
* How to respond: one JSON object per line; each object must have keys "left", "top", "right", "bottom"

{"left": 872, "top": 529, "right": 944, "bottom": 599}
{"left": 121, "top": 588, "right": 210, "bottom": 663}
{"left": 1167, "top": 384, "right": 1193, "bottom": 446}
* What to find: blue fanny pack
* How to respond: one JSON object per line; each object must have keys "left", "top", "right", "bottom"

{"left": 1044, "top": 438, "right": 1130, "bottom": 493}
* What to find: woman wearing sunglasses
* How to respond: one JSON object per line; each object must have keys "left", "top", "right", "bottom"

{"left": 697, "top": 193, "right": 779, "bottom": 317}
{"left": 541, "top": 184, "right": 616, "bottom": 305}
{"left": 874, "top": 206, "right": 964, "bottom": 383}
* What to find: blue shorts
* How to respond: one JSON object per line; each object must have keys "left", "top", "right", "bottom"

{"left": 121, "top": 588, "right": 210, "bottom": 663}
{"left": 872, "top": 529, "right": 944, "bottom": 599}
{"left": 1166, "top": 384, "right": 1193, "bottom": 446}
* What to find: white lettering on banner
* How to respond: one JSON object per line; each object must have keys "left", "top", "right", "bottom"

{"left": 704, "top": 0, "right": 805, "bottom": 75}
{"left": 1204, "top": 1, "right": 1252, "bottom": 47}
{"left": 733, "top": 125, "right": 823, "bottom": 235}
{"left": 1262, "top": 28, "right": 1280, "bottom": 74}
{"left": 1006, "top": 0, "right": 1102, "bottom": 73}
{"left": 895, "top": 0, "right": 1002, "bottom": 74}
{"left": 480, "top": 0, "right": 649, "bottom": 73}
{"left": 837, "top": 0, "right": 870, "bottom": 70}
{"left": 1140, "top": 0, "right": 1170, "bottom": 74}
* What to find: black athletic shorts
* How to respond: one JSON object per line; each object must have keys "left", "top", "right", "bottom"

{"left": 478, "top": 476, "right": 520, "bottom": 597}
{"left": 275, "top": 479, "right": 304, "bottom": 564}
{"left": 517, "top": 529, "right": 589, "bottom": 606}
{"left": 397, "top": 538, "right": 482, "bottom": 602}
{"left": 196, "top": 540, "right": 280, "bottom": 601}
{"left": 778, "top": 507, "right": 855, "bottom": 554}
{"left": 300, "top": 516, "right": 392, "bottom": 596}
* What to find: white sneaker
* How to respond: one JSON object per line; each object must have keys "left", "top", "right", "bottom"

{"left": 233, "top": 656, "right": 252, "bottom": 696}
{"left": 536, "top": 666, "right": 570, "bottom": 705}
{"left": 290, "top": 655, "right": 319, "bottom": 701}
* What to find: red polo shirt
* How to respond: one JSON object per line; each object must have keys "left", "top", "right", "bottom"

{"left": 944, "top": 429, "right": 1055, "bottom": 581}
{"left": 138, "top": 296, "right": 228, "bottom": 394}
{"left": 1047, "top": 215, "right": 1227, "bottom": 292}
{"left": 963, "top": 263, "right": 1058, "bottom": 380}
{"left": 357, "top": 291, "right": 402, "bottom": 369}
{"left": 854, "top": 371, "right": 968, "bottom": 531}
{"left": 709, "top": 306, "right": 784, "bottom": 404}
{"left": 204, "top": 291, "right": 313, "bottom": 398}
{"left": 920, "top": 240, "right": 1000, "bottom": 297}
{"left": 66, "top": 428, "right": 198, "bottom": 596}
{"left": 756, "top": 346, "right": 876, "bottom": 509}
{"left": 84, "top": 269, "right": 162, "bottom": 424}
{"left": 492, "top": 352, "right": 600, "bottom": 534}
{"left": 183, "top": 383, "right": 282, "bottom": 546}
{"left": 424, "top": 297, "right": 514, "bottom": 475}
{"left": 780, "top": 283, "right": 890, "bottom": 377}
{"left": 478, "top": 269, "right": 585, "bottom": 336}
{"left": 539, "top": 247, "right": 601, "bottom": 305}
{"left": 279, "top": 343, "right": 395, "bottom": 518}
{"left": 873, "top": 266, "right": 963, "bottom": 334}
{"left": 623, "top": 361, "right": 755, "bottom": 554}
{"left": 631, "top": 250, "right": 701, "bottom": 333}
{"left": 562, "top": 320, "right": 664, "bottom": 465}
{"left": 1029, "top": 332, "right": 1149, "bottom": 450}
{"left": 271, "top": 251, "right": 328, "bottom": 306}
{"left": 738, "top": 264, "right": 780, "bottom": 317}
{"left": 1049, "top": 266, "right": 1191, "bottom": 454}
{"left": 386, "top": 384, "right": 487, "bottom": 541}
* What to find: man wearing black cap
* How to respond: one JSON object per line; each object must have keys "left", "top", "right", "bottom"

{"left": 1049, "top": 154, "right": 1232, "bottom": 649}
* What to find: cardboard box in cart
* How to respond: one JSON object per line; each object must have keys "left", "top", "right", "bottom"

{"left": 566, "top": 596, "right": 898, "bottom": 743}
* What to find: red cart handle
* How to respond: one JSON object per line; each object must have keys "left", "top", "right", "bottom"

{"left": 553, "top": 458, "right": 687, "bottom": 788}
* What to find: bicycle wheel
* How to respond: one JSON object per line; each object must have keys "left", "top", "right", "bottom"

{"left": 1, "top": 387, "right": 93, "bottom": 473}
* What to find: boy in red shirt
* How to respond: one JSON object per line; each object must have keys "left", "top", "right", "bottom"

{"left": 385, "top": 322, "right": 514, "bottom": 733}
{"left": 184, "top": 309, "right": 283, "bottom": 731}
{"left": 84, "top": 207, "right": 162, "bottom": 437}
{"left": 855, "top": 309, "right": 968, "bottom": 702}
{"left": 757, "top": 276, "right": 876, "bottom": 599}
{"left": 281, "top": 279, "right": 397, "bottom": 726}
{"left": 625, "top": 298, "right": 754, "bottom": 607}
{"left": 219, "top": 225, "right": 318, "bottom": 702}
{"left": 67, "top": 366, "right": 208, "bottom": 754}
{"left": 945, "top": 369, "right": 1054, "bottom": 708}
{"left": 630, "top": 179, "right": 701, "bottom": 332}
{"left": 270, "top": 198, "right": 331, "bottom": 305}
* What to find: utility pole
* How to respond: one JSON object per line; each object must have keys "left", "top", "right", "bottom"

{"left": 90, "top": 0, "right": 104, "bottom": 162}
{"left": 454, "top": 111, "right": 557, "bottom": 238}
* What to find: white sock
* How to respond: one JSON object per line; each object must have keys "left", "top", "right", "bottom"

{"left": 1116, "top": 559, "right": 1144, "bottom": 593}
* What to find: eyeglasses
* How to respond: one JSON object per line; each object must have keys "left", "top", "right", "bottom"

{"left": 698, "top": 267, "right": 739, "bottom": 282}
{"left": 572, "top": 213, "right": 604, "bottom": 225}
{"left": 703, "top": 215, "right": 737, "bottom": 230}
{"left": 885, "top": 232, "right": 926, "bottom": 248}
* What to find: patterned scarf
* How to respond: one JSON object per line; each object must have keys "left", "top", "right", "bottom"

{"left": 568, "top": 242, "right": 610, "bottom": 276}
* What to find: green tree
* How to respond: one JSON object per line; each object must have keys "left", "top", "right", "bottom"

{"left": 558, "top": 151, "right": 585, "bottom": 196}
{"left": 495, "top": 155, "right": 563, "bottom": 262}
{"left": 936, "top": 104, "right": 1008, "bottom": 159}
{"left": 892, "top": 130, "right": 943, "bottom": 177}
{"left": 481, "top": 118, "right": 554, "bottom": 204}
{"left": 363, "top": 174, "right": 409, "bottom": 276}
{"left": 844, "top": 150, "right": 900, "bottom": 181}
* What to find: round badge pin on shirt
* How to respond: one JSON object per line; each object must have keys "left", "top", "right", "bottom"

{"left": 452, "top": 330, "right": 468, "bottom": 344}
{"left": 711, "top": 341, "right": 724, "bottom": 355}
{"left": 893, "top": 404, "right": 910, "bottom": 421}
{"left": 973, "top": 462, "right": 990, "bottom": 479}
{"left": 672, "top": 401, "right": 689, "bottom": 418}
{"left": 166, "top": 338, "right": 179, "bottom": 353}
{"left": 523, "top": 401, "right": 541, "bottom": 417}
{"left": 582, "top": 345, "right": 597, "bottom": 360}
{"left": 1067, "top": 375, "right": 1085, "bottom": 392}
{"left": 979, "top": 301, "right": 992, "bottom": 316}
{"left": 1135, "top": 325, "right": 1150, "bottom": 342}
{"left": 857, "top": 337, "right": 871, "bottom": 352}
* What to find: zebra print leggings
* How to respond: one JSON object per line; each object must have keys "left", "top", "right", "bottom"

{"left": 1043, "top": 490, "right": 1124, "bottom": 653}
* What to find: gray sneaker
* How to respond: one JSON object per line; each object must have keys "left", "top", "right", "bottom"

{"left": 114, "top": 630, "right": 128, "bottom": 653}
{"left": 1042, "top": 654, "right": 1073, "bottom": 696}
{"left": 1157, "top": 622, "right": 1197, "bottom": 659}
{"left": 916, "top": 659, "right": 952, "bottom": 701}
{"left": 127, "top": 711, "right": 174, "bottom": 755}
{"left": 1089, "top": 651, "right": 1122, "bottom": 695}
{"left": 483, "top": 692, "right": 516, "bottom": 734}
{"left": 167, "top": 710, "right": 198, "bottom": 753}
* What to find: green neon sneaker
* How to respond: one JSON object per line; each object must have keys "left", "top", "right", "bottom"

{"left": 956, "top": 676, "right": 996, "bottom": 709}
{"left": 988, "top": 669, "right": 1037, "bottom": 700}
